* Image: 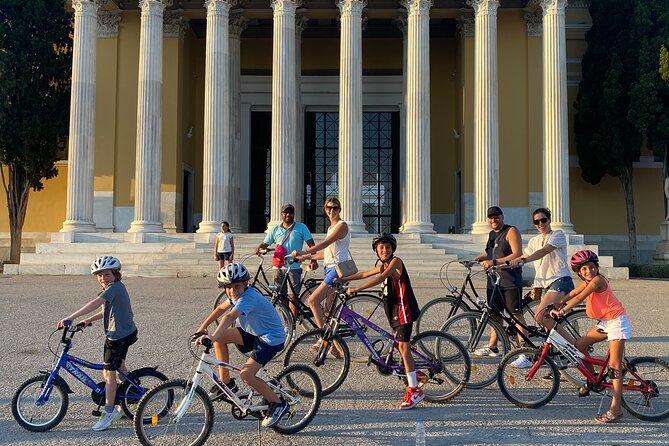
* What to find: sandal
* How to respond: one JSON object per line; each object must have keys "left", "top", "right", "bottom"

{"left": 594, "top": 410, "right": 623, "bottom": 423}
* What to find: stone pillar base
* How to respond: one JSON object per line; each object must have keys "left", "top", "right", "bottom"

{"left": 470, "top": 221, "right": 491, "bottom": 235}
{"left": 653, "top": 222, "right": 669, "bottom": 264}
{"left": 128, "top": 221, "right": 164, "bottom": 233}
{"left": 401, "top": 222, "right": 435, "bottom": 234}
{"left": 197, "top": 221, "right": 221, "bottom": 233}
{"left": 347, "top": 220, "right": 368, "bottom": 234}
{"left": 551, "top": 222, "right": 574, "bottom": 234}
{"left": 60, "top": 221, "right": 97, "bottom": 233}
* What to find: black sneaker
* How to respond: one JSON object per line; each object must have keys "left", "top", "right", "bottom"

{"left": 261, "top": 399, "right": 289, "bottom": 428}
{"left": 208, "top": 378, "right": 239, "bottom": 401}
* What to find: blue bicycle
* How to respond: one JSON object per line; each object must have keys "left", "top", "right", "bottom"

{"left": 12, "top": 320, "right": 168, "bottom": 432}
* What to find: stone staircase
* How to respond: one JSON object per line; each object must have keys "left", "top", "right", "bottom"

{"left": 3, "top": 231, "right": 628, "bottom": 280}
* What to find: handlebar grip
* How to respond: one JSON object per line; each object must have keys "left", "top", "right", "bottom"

{"left": 201, "top": 338, "right": 213, "bottom": 349}
{"left": 63, "top": 320, "right": 72, "bottom": 328}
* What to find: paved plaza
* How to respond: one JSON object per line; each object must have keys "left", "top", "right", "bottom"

{"left": 0, "top": 274, "right": 667, "bottom": 445}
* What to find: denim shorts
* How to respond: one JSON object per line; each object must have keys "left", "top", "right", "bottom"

{"left": 545, "top": 276, "right": 575, "bottom": 295}
{"left": 323, "top": 266, "right": 339, "bottom": 287}
{"left": 596, "top": 315, "right": 632, "bottom": 341}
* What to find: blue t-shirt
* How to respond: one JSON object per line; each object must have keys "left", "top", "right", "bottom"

{"left": 231, "top": 287, "right": 286, "bottom": 346}
{"left": 263, "top": 222, "right": 313, "bottom": 270}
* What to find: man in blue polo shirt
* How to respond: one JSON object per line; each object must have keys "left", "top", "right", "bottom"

{"left": 255, "top": 204, "right": 318, "bottom": 316}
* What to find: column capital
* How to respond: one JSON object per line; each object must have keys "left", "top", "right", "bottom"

{"left": 164, "top": 9, "right": 189, "bottom": 37}
{"left": 523, "top": 8, "right": 543, "bottom": 37}
{"left": 539, "top": 0, "right": 568, "bottom": 12}
{"left": 296, "top": 12, "right": 309, "bottom": 36}
{"left": 456, "top": 11, "right": 475, "bottom": 37}
{"left": 401, "top": 0, "right": 433, "bottom": 14}
{"left": 395, "top": 12, "right": 408, "bottom": 37}
{"left": 230, "top": 12, "right": 248, "bottom": 37}
{"left": 271, "top": 0, "right": 300, "bottom": 14}
{"left": 97, "top": 10, "right": 121, "bottom": 38}
{"left": 337, "top": 0, "right": 366, "bottom": 16}
{"left": 72, "top": 0, "right": 100, "bottom": 11}
{"left": 467, "top": 0, "right": 499, "bottom": 15}
{"left": 205, "top": 0, "right": 235, "bottom": 15}
{"left": 139, "top": 0, "right": 171, "bottom": 13}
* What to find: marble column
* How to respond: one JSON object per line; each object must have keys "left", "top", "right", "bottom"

{"left": 541, "top": 0, "right": 573, "bottom": 233}
{"left": 469, "top": 0, "right": 500, "bottom": 234}
{"left": 198, "top": 0, "right": 233, "bottom": 234}
{"left": 129, "top": 0, "right": 169, "bottom": 233}
{"left": 268, "top": 0, "right": 299, "bottom": 230}
{"left": 294, "top": 13, "right": 308, "bottom": 221}
{"left": 401, "top": 0, "right": 434, "bottom": 234}
{"left": 228, "top": 11, "right": 247, "bottom": 233}
{"left": 396, "top": 13, "right": 408, "bottom": 235}
{"left": 61, "top": 0, "right": 99, "bottom": 233}
{"left": 337, "top": 0, "right": 367, "bottom": 233}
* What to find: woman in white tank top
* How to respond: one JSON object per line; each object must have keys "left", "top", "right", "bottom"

{"left": 293, "top": 197, "right": 350, "bottom": 329}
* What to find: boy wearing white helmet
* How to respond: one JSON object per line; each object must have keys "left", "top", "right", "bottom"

{"left": 57, "top": 255, "right": 137, "bottom": 432}
{"left": 194, "top": 263, "right": 288, "bottom": 428}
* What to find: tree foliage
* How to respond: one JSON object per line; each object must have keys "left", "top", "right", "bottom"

{"left": 0, "top": 0, "right": 72, "bottom": 263}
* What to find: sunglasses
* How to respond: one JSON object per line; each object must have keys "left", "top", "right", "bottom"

{"left": 533, "top": 217, "right": 548, "bottom": 225}
{"left": 325, "top": 205, "right": 340, "bottom": 211}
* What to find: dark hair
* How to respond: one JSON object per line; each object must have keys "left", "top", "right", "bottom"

{"left": 324, "top": 197, "right": 341, "bottom": 208}
{"left": 222, "top": 221, "right": 229, "bottom": 227}
{"left": 532, "top": 207, "right": 551, "bottom": 220}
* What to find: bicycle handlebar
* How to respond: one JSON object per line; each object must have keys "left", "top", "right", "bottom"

{"left": 59, "top": 320, "right": 92, "bottom": 343}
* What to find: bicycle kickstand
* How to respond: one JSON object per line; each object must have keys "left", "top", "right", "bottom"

{"left": 597, "top": 389, "right": 612, "bottom": 414}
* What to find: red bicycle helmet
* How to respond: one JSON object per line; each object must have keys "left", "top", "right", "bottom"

{"left": 570, "top": 249, "right": 599, "bottom": 272}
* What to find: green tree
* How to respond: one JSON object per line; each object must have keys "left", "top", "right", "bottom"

{"left": 0, "top": 0, "right": 71, "bottom": 263}
{"left": 573, "top": 0, "right": 641, "bottom": 263}
{"left": 661, "top": 45, "right": 669, "bottom": 83}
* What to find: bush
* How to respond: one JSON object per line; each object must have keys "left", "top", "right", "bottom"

{"left": 625, "top": 264, "right": 669, "bottom": 279}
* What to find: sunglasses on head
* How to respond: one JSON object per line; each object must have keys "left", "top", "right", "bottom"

{"left": 325, "top": 205, "right": 340, "bottom": 210}
{"left": 533, "top": 217, "right": 548, "bottom": 225}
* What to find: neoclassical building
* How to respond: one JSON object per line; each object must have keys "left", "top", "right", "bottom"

{"left": 0, "top": 0, "right": 663, "bottom": 246}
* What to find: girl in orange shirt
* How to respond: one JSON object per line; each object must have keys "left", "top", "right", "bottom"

{"left": 551, "top": 250, "right": 631, "bottom": 424}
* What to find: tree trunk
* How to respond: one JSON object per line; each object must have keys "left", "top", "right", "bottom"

{"left": 664, "top": 147, "right": 669, "bottom": 221}
{"left": 619, "top": 164, "right": 638, "bottom": 264}
{"left": 1, "top": 162, "right": 31, "bottom": 264}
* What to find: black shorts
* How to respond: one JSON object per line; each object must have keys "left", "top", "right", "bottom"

{"left": 103, "top": 330, "right": 138, "bottom": 371}
{"left": 236, "top": 328, "right": 284, "bottom": 365}
{"left": 216, "top": 252, "right": 232, "bottom": 261}
{"left": 487, "top": 287, "right": 522, "bottom": 315}
{"left": 393, "top": 323, "right": 413, "bottom": 342}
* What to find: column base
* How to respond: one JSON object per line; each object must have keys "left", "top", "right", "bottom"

{"left": 197, "top": 221, "right": 222, "bottom": 233}
{"left": 470, "top": 221, "right": 491, "bottom": 235}
{"left": 653, "top": 221, "right": 669, "bottom": 264}
{"left": 60, "top": 221, "right": 97, "bottom": 233}
{"left": 551, "top": 222, "right": 575, "bottom": 234}
{"left": 128, "top": 221, "right": 164, "bottom": 233}
{"left": 400, "top": 221, "right": 435, "bottom": 234}
{"left": 346, "top": 220, "right": 368, "bottom": 234}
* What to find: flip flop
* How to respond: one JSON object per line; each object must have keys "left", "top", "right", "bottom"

{"left": 594, "top": 410, "right": 623, "bottom": 423}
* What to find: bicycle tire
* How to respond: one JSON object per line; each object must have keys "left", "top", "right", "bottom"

{"left": 133, "top": 379, "right": 214, "bottom": 446}
{"left": 271, "top": 364, "right": 322, "bottom": 434}
{"left": 343, "top": 294, "right": 385, "bottom": 363}
{"left": 12, "top": 374, "right": 69, "bottom": 432}
{"left": 414, "top": 295, "right": 472, "bottom": 336}
{"left": 283, "top": 328, "right": 350, "bottom": 396}
{"left": 119, "top": 367, "right": 169, "bottom": 420}
{"left": 497, "top": 347, "right": 559, "bottom": 408}
{"left": 440, "top": 311, "right": 510, "bottom": 389}
{"left": 620, "top": 356, "right": 669, "bottom": 421}
{"left": 410, "top": 330, "right": 471, "bottom": 402}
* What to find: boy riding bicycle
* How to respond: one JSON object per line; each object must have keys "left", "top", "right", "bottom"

{"left": 57, "top": 255, "right": 138, "bottom": 431}
{"left": 194, "top": 263, "right": 288, "bottom": 427}
{"left": 342, "top": 233, "right": 424, "bottom": 409}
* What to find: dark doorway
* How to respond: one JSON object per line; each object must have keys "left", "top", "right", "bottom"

{"left": 182, "top": 168, "right": 193, "bottom": 232}
{"left": 248, "top": 111, "right": 271, "bottom": 232}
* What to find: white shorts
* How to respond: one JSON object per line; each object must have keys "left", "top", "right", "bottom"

{"left": 596, "top": 315, "right": 632, "bottom": 341}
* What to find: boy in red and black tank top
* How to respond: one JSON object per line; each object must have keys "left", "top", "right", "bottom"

{"left": 342, "top": 234, "right": 423, "bottom": 410}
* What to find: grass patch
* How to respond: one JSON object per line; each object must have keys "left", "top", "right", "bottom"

{"left": 625, "top": 263, "right": 669, "bottom": 279}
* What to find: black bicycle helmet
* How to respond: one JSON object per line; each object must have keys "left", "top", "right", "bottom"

{"left": 217, "top": 263, "right": 250, "bottom": 286}
{"left": 372, "top": 233, "right": 397, "bottom": 254}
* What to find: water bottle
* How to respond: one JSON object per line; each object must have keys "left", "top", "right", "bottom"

{"left": 415, "top": 417, "right": 426, "bottom": 446}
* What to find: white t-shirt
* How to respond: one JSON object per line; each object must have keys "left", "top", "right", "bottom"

{"left": 524, "top": 229, "right": 571, "bottom": 288}
{"left": 216, "top": 231, "right": 233, "bottom": 253}
{"left": 323, "top": 220, "right": 350, "bottom": 268}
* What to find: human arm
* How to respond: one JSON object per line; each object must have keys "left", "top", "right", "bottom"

{"left": 81, "top": 311, "right": 104, "bottom": 325}
{"left": 348, "top": 258, "right": 403, "bottom": 294}
{"left": 255, "top": 242, "right": 269, "bottom": 255}
{"left": 550, "top": 277, "right": 606, "bottom": 317}
{"left": 295, "top": 222, "right": 348, "bottom": 256}
{"left": 229, "top": 236, "right": 235, "bottom": 262}
{"left": 206, "top": 308, "right": 242, "bottom": 342}
{"left": 341, "top": 265, "right": 383, "bottom": 286}
{"left": 214, "top": 236, "right": 220, "bottom": 260}
{"left": 57, "top": 297, "right": 106, "bottom": 328}
{"left": 510, "top": 244, "right": 556, "bottom": 267}
{"left": 196, "top": 299, "right": 232, "bottom": 334}
{"left": 305, "top": 238, "right": 319, "bottom": 270}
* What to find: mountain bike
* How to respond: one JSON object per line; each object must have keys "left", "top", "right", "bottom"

{"left": 12, "top": 321, "right": 168, "bottom": 432}
{"left": 438, "top": 264, "right": 593, "bottom": 389}
{"left": 133, "top": 336, "right": 322, "bottom": 446}
{"left": 497, "top": 313, "right": 669, "bottom": 421}
{"left": 283, "top": 283, "right": 471, "bottom": 398}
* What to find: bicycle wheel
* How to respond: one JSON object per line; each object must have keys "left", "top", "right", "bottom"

{"left": 410, "top": 331, "right": 470, "bottom": 402}
{"left": 134, "top": 379, "right": 214, "bottom": 446}
{"left": 344, "top": 294, "right": 385, "bottom": 363}
{"left": 521, "top": 296, "right": 540, "bottom": 330}
{"left": 212, "top": 289, "right": 227, "bottom": 326}
{"left": 440, "top": 311, "right": 510, "bottom": 389}
{"left": 119, "top": 367, "right": 169, "bottom": 420}
{"left": 620, "top": 357, "right": 669, "bottom": 421}
{"left": 497, "top": 348, "right": 559, "bottom": 408}
{"left": 273, "top": 301, "right": 295, "bottom": 355}
{"left": 12, "top": 375, "right": 69, "bottom": 432}
{"left": 414, "top": 295, "right": 472, "bottom": 336}
{"left": 283, "top": 328, "right": 350, "bottom": 396}
{"left": 271, "top": 364, "right": 322, "bottom": 434}
{"left": 558, "top": 309, "right": 607, "bottom": 387}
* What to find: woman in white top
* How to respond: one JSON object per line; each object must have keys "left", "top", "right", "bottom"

{"left": 510, "top": 208, "right": 574, "bottom": 333}
{"left": 293, "top": 197, "right": 350, "bottom": 328}
{"left": 214, "top": 221, "right": 235, "bottom": 269}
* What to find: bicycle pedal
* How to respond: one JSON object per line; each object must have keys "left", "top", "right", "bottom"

{"left": 577, "top": 386, "right": 590, "bottom": 397}
{"left": 92, "top": 410, "right": 102, "bottom": 417}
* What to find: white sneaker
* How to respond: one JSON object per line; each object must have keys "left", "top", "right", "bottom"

{"left": 473, "top": 346, "right": 499, "bottom": 357}
{"left": 510, "top": 354, "right": 533, "bottom": 369}
{"left": 92, "top": 407, "right": 123, "bottom": 431}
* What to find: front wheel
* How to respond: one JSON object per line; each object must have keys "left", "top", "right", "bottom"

{"left": 12, "top": 374, "right": 69, "bottom": 432}
{"left": 620, "top": 357, "right": 669, "bottom": 421}
{"left": 133, "top": 379, "right": 214, "bottom": 446}
{"left": 497, "top": 348, "right": 559, "bottom": 409}
{"left": 119, "top": 367, "right": 169, "bottom": 420}
{"left": 283, "top": 328, "right": 350, "bottom": 396}
{"left": 410, "top": 331, "right": 470, "bottom": 402}
{"left": 271, "top": 364, "right": 322, "bottom": 434}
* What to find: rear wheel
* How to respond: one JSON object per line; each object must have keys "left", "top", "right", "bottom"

{"left": 119, "top": 368, "right": 169, "bottom": 420}
{"left": 497, "top": 348, "right": 559, "bottom": 408}
{"left": 558, "top": 309, "right": 606, "bottom": 387}
{"left": 12, "top": 375, "right": 68, "bottom": 432}
{"left": 440, "top": 311, "right": 510, "bottom": 389}
{"left": 271, "top": 364, "right": 322, "bottom": 434}
{"left": 133, "top": 379, "right": 213, "bottom": 446}
{"left": 621, "top": 357, "right": 669, "bottom": 421}
{"left": 414, "top": 296, "right": 472, "bottom": 336}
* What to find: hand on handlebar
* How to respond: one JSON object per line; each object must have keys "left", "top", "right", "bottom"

{"left": 479, "top": 259, "right": 494, "bottom": 269}
{"left": 57, "top": 319, "right": 72, "bottom": 330}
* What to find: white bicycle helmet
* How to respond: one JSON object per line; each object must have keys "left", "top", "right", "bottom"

{"left": 217, "top": 263, "right": 250, "bottom": 286}
{"left": 91, "top": 255, "right": 121, "bottom": 274}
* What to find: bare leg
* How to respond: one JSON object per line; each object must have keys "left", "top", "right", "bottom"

{"left": 535, "top": 291, "right": 576, "bottom": 344}
{"left": 575, "top": 327, "right": 607, "bottom": 375}
{"left": 240, "top": 359, "right": 280, "bottom": 404}
{"left": 307, "top": 282, "right": 334, "bottom": 328}
{"left": 608, "top": 339, "right": 625, "bottom": 415}
{"left": 213, "top": 328, "right": 244, "bottom": 384}
{"left": 103, "top": 369, "right": 118, "bottom": 408}
{"left": 398, "top": 341, "right": 415, "bottom": 373}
